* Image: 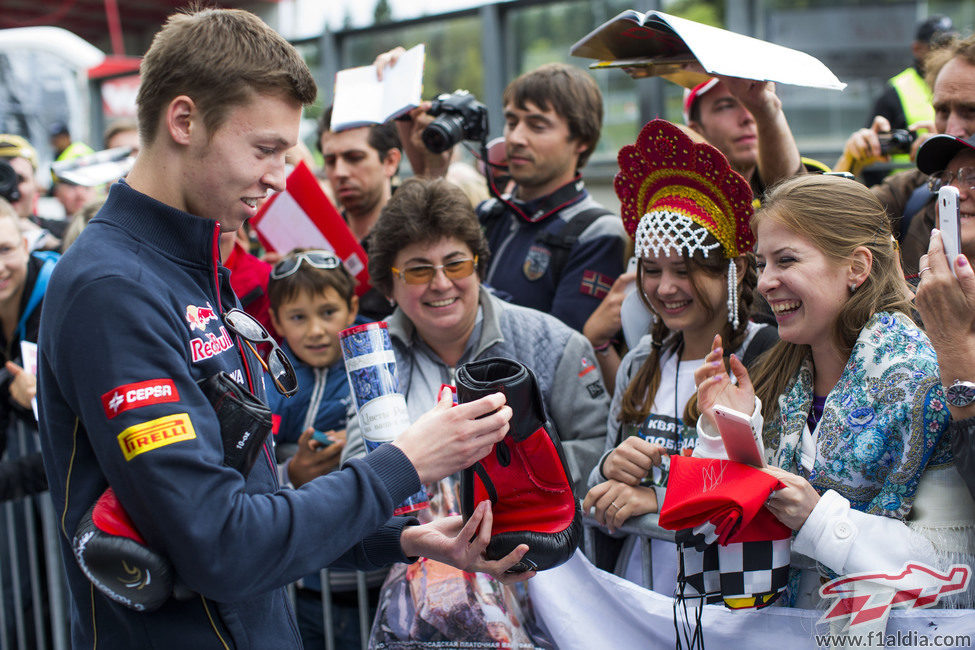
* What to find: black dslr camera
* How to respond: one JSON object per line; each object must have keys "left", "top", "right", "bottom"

{"left": 878, "top": 129, "right": 917, "bottom": 155}
{"left": 0, "top": 160, "right": 20, "bottom": 203}
{"left": 421, "top": 90, "right": 489, "bottom": 154}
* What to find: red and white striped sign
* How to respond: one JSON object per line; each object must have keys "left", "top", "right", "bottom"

{"left": 251, "top": 160, "right": 370, "bottom": 296}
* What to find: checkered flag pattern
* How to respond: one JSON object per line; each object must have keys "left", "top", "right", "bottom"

{"left": 677, "top": 535, "right": 791, "bottom": 609}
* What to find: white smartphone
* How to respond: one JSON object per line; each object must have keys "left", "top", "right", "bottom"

{"left": 938, "top": 185, "right": 962, "bottom": 277}
{"left": 712, "top": 404, "right": 766, "bottom": 468}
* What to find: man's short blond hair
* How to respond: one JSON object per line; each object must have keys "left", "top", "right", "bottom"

{"left": 136, "top": 8, "right": 317, "bottom": 145}
{"left": 925, "top": 33, "right": 975, "bottom": 88}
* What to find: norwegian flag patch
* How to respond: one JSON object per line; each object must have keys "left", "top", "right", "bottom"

{"left": 580, "top": 270, "right": 612, "bottom": 299}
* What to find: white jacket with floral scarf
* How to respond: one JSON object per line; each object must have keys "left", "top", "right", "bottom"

{"left": 696, "top": 312, "right": 974, "bottom": 609}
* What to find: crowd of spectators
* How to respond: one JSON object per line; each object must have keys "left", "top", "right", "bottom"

{"left": 1, "top": 6, "right": 975, "bottom": 649}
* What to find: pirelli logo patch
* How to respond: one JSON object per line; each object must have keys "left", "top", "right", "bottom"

{"left": 117, "top": 413, "right": 196, "bottom": 461}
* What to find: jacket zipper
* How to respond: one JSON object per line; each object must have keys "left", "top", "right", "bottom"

{"left": 484, "top": 215, "right": 519, "bottom": 285}
{"left": 210, "top": 222, "right": 275, "bottom": 474}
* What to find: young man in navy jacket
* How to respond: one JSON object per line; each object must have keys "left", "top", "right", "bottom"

{"left": 37, "top": 9, "right": 524, "bottom": 649}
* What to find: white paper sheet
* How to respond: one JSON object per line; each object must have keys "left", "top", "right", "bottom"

{"left": 330, "top": 43, "right": 425, "bottom": 131}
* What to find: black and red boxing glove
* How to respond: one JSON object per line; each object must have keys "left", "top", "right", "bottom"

{"left": 72, "top": 487, "right": 176, "bottom": 612}
{"left": 455, "top": 357, "right": 581, "bottom": 572}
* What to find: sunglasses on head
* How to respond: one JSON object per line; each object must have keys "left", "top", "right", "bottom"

{"left": 271, "top": 250, "right": 342, "bottom": 280}
{"left": 223, "top": 308, "right": 298, "bottom": 397}
{"left": 390, "top": 256, "right": 478, "bottom": 285}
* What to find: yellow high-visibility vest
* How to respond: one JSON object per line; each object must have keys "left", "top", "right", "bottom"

{"left": 889, "top": 67, "right": 934, "bottom": 166}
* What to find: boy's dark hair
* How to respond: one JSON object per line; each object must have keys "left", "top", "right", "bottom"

{"left": 368, "top": 177, "right": 489, "bottom": 297}
{"left": 137, "top": 8, "right": 317, "bottom": 146}
{"left": 268, "top": 249, "right": 357, "bottom": 312}
{"left": 502, "top": 63, "right": 603, "bottom": 170}
{"left": 316, "top": 106, "right": 402, "bottom": 163}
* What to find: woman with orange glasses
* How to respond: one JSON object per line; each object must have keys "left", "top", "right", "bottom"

{"left": 342, "top": 177, "right": 607, "bottom": 499}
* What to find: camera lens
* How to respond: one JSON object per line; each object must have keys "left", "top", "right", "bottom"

{"left": 0, "top": 160, "right": 20, "bottom": 203}
{"left": 422, "top": 114, "right": 467, "bottom": 154}
{"left": 878, "top": 129, "right": 916, "bottom": 156}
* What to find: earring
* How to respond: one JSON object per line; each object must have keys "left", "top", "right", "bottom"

{"left": 388, "top": 297, "right": 396, "bottom": 307}
{"left": 849, "top": 283, "right": 857, "bottom": 294}
{"left": 726, "top": 259, "right": 739, "bottom": 330}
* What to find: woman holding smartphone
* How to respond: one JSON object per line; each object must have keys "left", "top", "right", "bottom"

{"left": 695, "top": 174, "right": 973, "bottom": 607}
{"left": 583, "top": 120, "right": 776, "bottom": 593}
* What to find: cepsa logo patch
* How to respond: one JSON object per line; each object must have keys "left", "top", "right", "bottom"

{"left": 117, "top": 413, "right": 196, "bottom": 461}
{"left": 101, "top": 379, "right": 179, "bottom": 419}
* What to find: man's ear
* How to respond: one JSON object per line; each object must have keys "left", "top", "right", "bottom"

{"left": 687, "top": 120, "right": 706, "bottom": 138}
{"left": 382, "top": 148, "right": 402, "bottom": 179}
{"left": 849, "top": 245, "right": 873, "bottom": 290}
{"left": 165, "top": 95, "right": 197, "bottom": 146}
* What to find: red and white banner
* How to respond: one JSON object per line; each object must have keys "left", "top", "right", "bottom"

{"left": 528, "top": 551, "right": 975, "bottom": 648}
{"left": 251, "top": 161, "right": 370, "bottom": 296}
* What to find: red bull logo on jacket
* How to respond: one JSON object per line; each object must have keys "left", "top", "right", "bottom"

{"left": 190, "top": 326, "right": 234, "bottom": 363}
{"left": 186, "top": 302, "right": 218, "bottom": 332}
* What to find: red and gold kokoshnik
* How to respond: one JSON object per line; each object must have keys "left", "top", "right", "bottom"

{"left": 615, "top": 119, "right": 755, "bottom": 259}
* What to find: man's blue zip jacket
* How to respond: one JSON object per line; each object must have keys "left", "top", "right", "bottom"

{"left": 37, "top": 180, "right": 422, "bottom": 649}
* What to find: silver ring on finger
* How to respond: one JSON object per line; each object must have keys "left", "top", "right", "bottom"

{"left": 609, "top": 501, "right": 620, "bottom": 511}
{"left": 918, "top": 266, "right": 932, "bottom": 278}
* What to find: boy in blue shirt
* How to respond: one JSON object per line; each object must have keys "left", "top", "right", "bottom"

{"left": 267, "top": 249, "right": 357, "bottom": 486}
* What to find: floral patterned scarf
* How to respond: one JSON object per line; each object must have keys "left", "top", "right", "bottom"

{"left": 763, "top": 312, "right": 952, "bottom": 521}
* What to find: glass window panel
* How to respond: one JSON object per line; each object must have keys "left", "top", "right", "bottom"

{"left": 342, "top": 16, "right": 485, "bottom": 99}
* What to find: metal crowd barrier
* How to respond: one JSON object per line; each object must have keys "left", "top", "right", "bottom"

{"left": 1, "top": 421, "right": 69, "bottom": 650}
{"left": 312, "top": 569, "right": 374, "bottom": 650}
{"left": 581, "top": 511, "right": 675, "bottom": 591}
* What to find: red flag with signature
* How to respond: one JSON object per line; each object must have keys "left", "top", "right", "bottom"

{"left": 251, "top": 160, "right": 370, "bottom": 296}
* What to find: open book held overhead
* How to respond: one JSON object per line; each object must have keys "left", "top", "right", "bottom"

{"left": 330, "top": 43, "right": 425, "bottom": 132}
{"left": 571, "top": 10, "right": 845, "bottom": 91}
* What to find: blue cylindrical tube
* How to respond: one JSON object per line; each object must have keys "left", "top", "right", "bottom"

{"left": 339, "top": 322, "right": 428, "bottom": 514}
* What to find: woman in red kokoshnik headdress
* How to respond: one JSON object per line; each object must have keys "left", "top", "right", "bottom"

{"left": 583, "top": 119, "right": 777, "bottom": 594}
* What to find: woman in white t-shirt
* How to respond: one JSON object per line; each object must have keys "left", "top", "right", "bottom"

{"left": 583, "top": 119, "right": 776, "bottom": 593}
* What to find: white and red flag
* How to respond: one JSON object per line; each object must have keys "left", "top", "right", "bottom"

{"left": 251, "top": 160, "right": 370, "bottom": 296}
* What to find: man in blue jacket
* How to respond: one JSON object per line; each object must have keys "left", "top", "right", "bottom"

{"left": 37, "top": 8, "right": 523, "bottom": 649}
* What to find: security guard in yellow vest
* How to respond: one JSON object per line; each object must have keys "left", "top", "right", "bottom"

{"left": 867, "top": 15, "right": 955, "bottom": 174}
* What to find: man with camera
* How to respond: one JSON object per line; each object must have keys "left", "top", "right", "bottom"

{"left": 835, "top": 33, "right": 975, "bottom": 275}
{"left": 382, "top": 52, "right": 628, "bottom": 333}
